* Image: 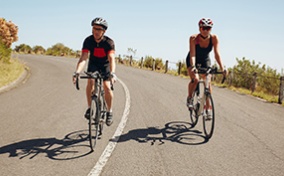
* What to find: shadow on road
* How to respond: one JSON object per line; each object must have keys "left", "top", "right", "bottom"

{"left": 111, "top": 121, "right": 209, "bottom": 145}
{"left": 0, "top": 130, "right": 94, "bottom": 160}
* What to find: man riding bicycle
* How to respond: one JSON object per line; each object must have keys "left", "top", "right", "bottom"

{"left": 186, "top": 18, "right": 226, "bottom": 108}
{"left": 73, "top": 17, "right": 116, "bottom": 126}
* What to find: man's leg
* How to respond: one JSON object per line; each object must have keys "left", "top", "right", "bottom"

{"left": 84, "top": 79, "right": 94, "bottom": 119}
{"left": 103, "top": 80, "right": 113, "bottom": 126}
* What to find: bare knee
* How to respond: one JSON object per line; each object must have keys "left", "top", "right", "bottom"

{"left": 103, "top": 81, "right": 113, "bottom": 97}
{"left": 190, "top": 77, "right": 199, "bottom": 86}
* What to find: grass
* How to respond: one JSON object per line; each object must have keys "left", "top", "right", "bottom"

{"left": 213, "top": 82, "right": 283, "bottom": 106}
{"left": 0, "top": 58, "right": 25, "bottom": 88}
{"left": 229, "top": 86, "right": 280, "bottom": 103}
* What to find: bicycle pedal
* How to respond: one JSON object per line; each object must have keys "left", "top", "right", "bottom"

{"left": 205, "top": 116, "right": 212, "bottom": 121}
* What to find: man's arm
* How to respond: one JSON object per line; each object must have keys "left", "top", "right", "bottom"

{"left": 75, "top": 51, "right": 89, "bottom": 73}
{"left": 108, "top": 50, "right": 116, "bottom": 73}
{"left": 72, "top": 51, "right": 88, "bottom": 85}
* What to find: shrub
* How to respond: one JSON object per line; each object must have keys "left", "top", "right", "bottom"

{"left": 0, "top": 18, "right": 18, "bottom": 62}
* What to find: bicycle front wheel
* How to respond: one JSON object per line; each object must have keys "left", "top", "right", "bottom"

{"left": 202, "top": 93, "right": 215, "bottom": 140}
{"left": 189, "top": 91, "right": 199, "bottom": 127}
{"left": 89, "top": 98, "right": 100, "bottom": 151}
{"left": 98, "top": 95, "right": 106, "bottom": 137}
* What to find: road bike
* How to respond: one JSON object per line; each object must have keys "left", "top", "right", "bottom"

{"left": 188, "top": 66, "right": 225, "bottom": 140}
{"left": 76, "top": 71, "right": 113, "bottom": 151}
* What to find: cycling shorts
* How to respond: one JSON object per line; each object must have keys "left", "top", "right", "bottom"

{"left": 87, "top": 63, "right": 111, "bottom": 81}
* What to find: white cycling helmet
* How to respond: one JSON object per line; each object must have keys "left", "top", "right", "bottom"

{"left": 198, "top": 18, "right": 213, "bottom": 27}
{"left": 91, "top": 17, "right": 108, "bottom": 30}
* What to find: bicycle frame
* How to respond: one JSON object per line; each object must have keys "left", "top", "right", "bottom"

{"left": 196, "top": 66, "right": 217, "bottom": 114}
{"left": 197, "top": 74, "right": 212, "bottom": 116}
{"left": 95, "top": 75, "right": 108, "bottom": 126}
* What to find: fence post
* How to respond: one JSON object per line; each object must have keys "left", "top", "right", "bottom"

{"left": 152, "top": 59, "right": 155, "bottom": 71}
{"left": 117, "top": 54, "right": 121, "bottom": 63}
{"left": 165, "top": 60, "right": 168, "bottom": 73}
{"left": 251, "top": 72, "right": 257, "bottom": 93}
{"left": 129, "top": 55, "right": 133, "bottom": 66}
{"left": 140, "top": 57, "right": 144, "bottom": 68}
{"left": 278, "top": 76, "right": 284, "bottom": 104}
{"left": 178, "top": 62, "right": 182, "bottom": 75}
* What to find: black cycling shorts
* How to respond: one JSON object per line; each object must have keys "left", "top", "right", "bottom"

{"left": 87, "top": 63, "right": 111, "bottom": 81}
{"left": 186, "top": 52, "right": 211, "bottom": 68}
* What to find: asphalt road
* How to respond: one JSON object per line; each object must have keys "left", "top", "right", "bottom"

{"left": 0, "top": 54, "right": 284, "bottom": 176}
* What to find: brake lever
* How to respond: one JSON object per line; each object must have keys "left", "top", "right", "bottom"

{"left": 75, "top": 75, "right": 80, "bottom": 90}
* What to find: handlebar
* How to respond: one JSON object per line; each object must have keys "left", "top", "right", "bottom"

{"left": 196, "top": 67, "right": 227, "bottom": 84}
{"left": 75, "top": 71, "right": 114, "bottom": 91}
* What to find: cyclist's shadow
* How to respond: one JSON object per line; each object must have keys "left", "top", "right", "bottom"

{"left": 112, "top": 121, "right": 208, "bottom": 145}
{"left": 0, "top": 130, "right": 93, "bottom": 160}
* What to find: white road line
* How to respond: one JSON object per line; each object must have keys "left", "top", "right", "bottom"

{"left": 87, "top": 78, "right": 130, "bottom": 176}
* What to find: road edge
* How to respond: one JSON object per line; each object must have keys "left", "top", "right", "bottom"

{"left": 0, "top": 66, "right": 30, "bottom": 94}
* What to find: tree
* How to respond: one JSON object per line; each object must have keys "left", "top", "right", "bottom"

{"left": 33, "top": 45, "right": 46, "bottom": 54}
{"left": 0, "top": 18, "right": 18, "bottom": 62}
{"left": 14, "top": 44, "right": 32, "bottom": 53}
{"left": 46, "top": 43, "right": 72, "bottom": 56}
{"left": 127, "top": 48, "right": 137, "bottom": 57}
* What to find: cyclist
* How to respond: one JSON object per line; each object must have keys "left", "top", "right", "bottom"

{"left": 186, "top": 18, "right": 226, "bottom": 109}
{"left": 73, "top": 17, "right": 116, "bottom": 126}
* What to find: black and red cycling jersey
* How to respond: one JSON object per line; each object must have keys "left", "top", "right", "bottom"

{"left": 82, "top": 35, "right": 115, "bottom": 66}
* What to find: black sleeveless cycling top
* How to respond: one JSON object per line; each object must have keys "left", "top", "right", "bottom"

{"left": 195, "top": 34, "right": 213, "bottom": 60}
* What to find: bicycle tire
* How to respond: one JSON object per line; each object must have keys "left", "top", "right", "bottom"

{"left": 202, "top": 93, "right": 215, "bottom": 139}
{"left": 189, "top": 90, "right": 199, "bottom": 127}
{"left": 98, "top": 94, "right": 105, "bottom": 137}
{"left": 89, "top": 97, "right": 100, "bottom": 151}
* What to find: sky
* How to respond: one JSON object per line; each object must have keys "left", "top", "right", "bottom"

{"left": 1, "top": 0, "right": 284, "bottom": 73}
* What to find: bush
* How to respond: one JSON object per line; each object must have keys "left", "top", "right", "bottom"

{"left": 0, "top": 18, "right": 18, "bottom": 62}
{"left": 230, "top": 57, "right": 280, "bottom": 95}
{"left": 143, "top": 56, "right": 165, "bottom": 70}
{"left": 46, "top": 43, "right": 76, "bottom": 57}
{"left": 14, "top": 44, "right": 32, "bottom": 54}
{"left": 0, "top": 40, "right": 12, "bottom": 63}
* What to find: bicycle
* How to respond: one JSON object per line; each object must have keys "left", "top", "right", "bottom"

{"left": 188, "top": 66, "right": 226, "bottom": 140}
{"left": 75, "top": 71, "right": 113, "bottom": 151}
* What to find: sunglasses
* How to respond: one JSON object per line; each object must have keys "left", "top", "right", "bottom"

{"left": 201, "top": 26, "right": 212, "bottom": 31}
{"left": 93, "top": 27, "right": 104, "bottom": 31}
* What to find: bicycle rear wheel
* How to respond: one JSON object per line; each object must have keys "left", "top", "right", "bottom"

{"left": 89, "top": 98, "right": 100, "bottom": 151}
{"left": 189, "top": 91, "right": 199, "bottom": 127}
{"left": 202, "top": 93, "right": 215, "bottom": 139}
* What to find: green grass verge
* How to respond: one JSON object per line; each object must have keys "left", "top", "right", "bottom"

{"left": 213, "top": 82, "right": 283, "bottom": 106}
{"left": 0, "top": 58, "right": 25, "bottom": 88}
